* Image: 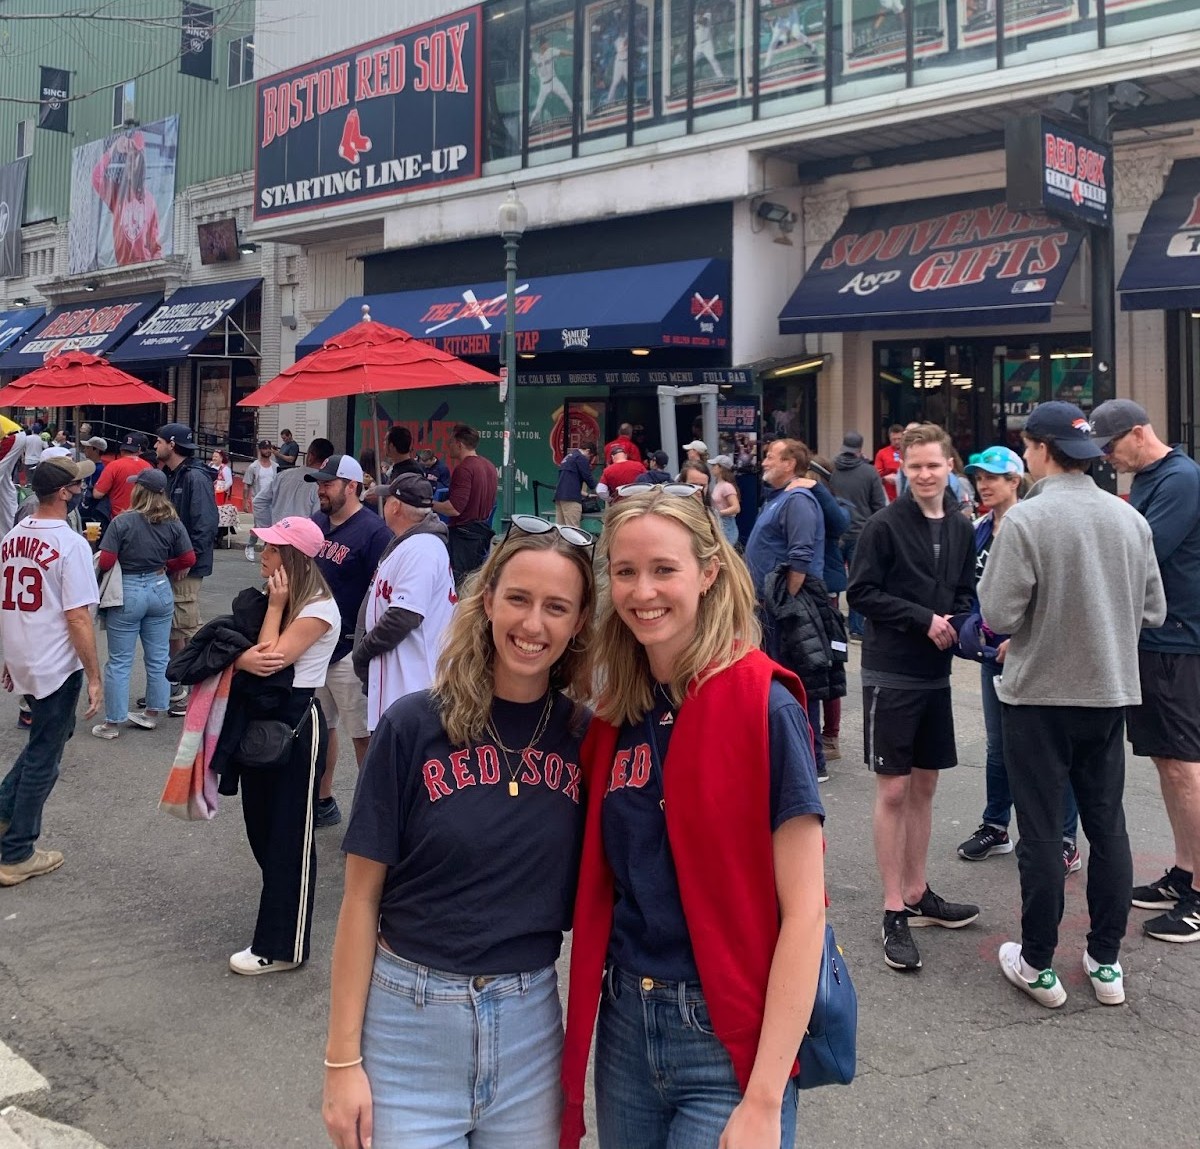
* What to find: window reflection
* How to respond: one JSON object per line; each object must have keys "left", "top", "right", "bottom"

{"left": 757, "top": 0, "right": 826, "bottom": 102}
{"left": 583, "top": 0, "right": 654, "bottom": 134}
{"left": 484, "top": 0, "right": 525, "bottom": 166}
{"left": 528, "top": 0, "right": 577, "bottom": 152}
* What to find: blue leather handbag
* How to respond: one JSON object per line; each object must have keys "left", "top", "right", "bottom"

{"left": 798, "top": 924, "right": 858, "bottom": 1088}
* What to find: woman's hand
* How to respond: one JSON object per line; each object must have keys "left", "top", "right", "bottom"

{"left": 234, "top": 643, "right": 287, "bottom": 677}
{"left": 719, "top": 1091, "right": 782, "bottom": 1149}
{"left": 266, "top": 566, "right": 290, "bottom": 607}
{"left": 785, "top": 477, "right": 816, "bottom": 491}
{"left": 322, "top": 1064, "right": 373, "bottom": 1149}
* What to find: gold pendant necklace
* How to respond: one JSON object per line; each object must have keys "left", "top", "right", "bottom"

{"left": 486, "top": 691, "right": 555, "bottom": 797}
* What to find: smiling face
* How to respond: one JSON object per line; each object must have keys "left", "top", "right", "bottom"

{"left": 761, "top": 441, "right": 797, "bottom": 490}
{"left": 483, "top": 548, "right": 587, "bottom": 701}
{"left": 316, "top": 478, "right": 349, "bottom": 516}
{"left": 607, "top": 513, "right": 717, "bottom": 680}
{"left": 902, "top": 441, "right": 951, "bottom": 502}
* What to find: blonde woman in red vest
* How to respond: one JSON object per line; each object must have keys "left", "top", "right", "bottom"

{"left": 561, "top": 488, "right": 827, "bottom": 1149}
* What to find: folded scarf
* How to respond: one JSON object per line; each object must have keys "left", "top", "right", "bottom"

{"left": 158, "top": 665, "right": 232, "bottom": 821}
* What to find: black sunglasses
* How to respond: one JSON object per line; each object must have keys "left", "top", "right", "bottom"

{"left": 1100, "top": 429, "right": 1131, "bottom": 457}
{"left": 503, "top": 514, "right": 595, "bottom": 555}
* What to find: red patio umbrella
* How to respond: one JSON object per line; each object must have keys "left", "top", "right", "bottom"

{"left": 238, "top": 306, "right": 500, "bottom": 475}
{"left": 0, "top": 349, "right": 174, "bottom": 407}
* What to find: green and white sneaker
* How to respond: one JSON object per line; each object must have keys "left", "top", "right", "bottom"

{"left": 1084, "top": 952, "right": 1125, "bottom": 1005}
{"left": 999, "top": 942, "right": 1066, "bottom": 1008}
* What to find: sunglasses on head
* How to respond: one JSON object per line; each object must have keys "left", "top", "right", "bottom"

{"left": 615, "top": 482, "right": 703, "bottom": 499}
{"left": 503, "top": 513, "right": 595, "bottom": 555}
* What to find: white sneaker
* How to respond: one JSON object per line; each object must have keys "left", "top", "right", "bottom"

{"left": 999, "top": 942, "right": 1066, "bottom": 1008}
{"left": 1084, "top": 952, "right": 1125, "bottom": 1005}
{"left": 90, "top": 722, "right": 120, "bottom": 740}
{"left": 229, "top": 946, "right": 302, "bottom": 976}
{"left": 126, "top": 710, "right": 158, "bottom": 730}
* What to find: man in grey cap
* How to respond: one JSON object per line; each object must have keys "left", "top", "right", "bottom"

{"left": 1092, "top": 398, "right": 1200, "bottom": 943}
{"left": 830, "top": 431, "right": 886, "bottom": 639}
{"left": 979, "top": 400, "right": 1165, "bottom": 1008}
{"left": 79, "top": 437, "right": 111, "bottom": 531}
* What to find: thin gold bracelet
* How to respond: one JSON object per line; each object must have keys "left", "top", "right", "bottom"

{"left": 323, "top": 1056, "right": 364, "bottom": 1069}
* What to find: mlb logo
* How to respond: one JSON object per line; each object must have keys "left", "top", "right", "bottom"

{"left": 1167, "top": 230, "right": 1200, "bottom": 258}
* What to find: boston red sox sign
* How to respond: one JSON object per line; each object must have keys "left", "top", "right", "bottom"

{"left": 254, "top": 7, "right": 481, "bottom": 220}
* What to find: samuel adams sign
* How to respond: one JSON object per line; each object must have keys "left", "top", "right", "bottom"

{"left": 254, "top": 7, "right": 481, "bottom": 220}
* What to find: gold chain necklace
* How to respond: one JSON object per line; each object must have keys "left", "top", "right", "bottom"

{"left": 485, "top": 692, "right": 555, "bottom": 796}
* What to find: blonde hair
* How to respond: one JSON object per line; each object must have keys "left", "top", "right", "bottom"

{"left": 595, "top": 489, "right": 760, "bottom": 727}
{"left": 129, "top": 484, "right": 178, "bottom": 525}
{"left": 433, "top": 530, "right": 596, "bottom": 747}
{"left": 275, "top": 544, "right": 332, "bottom": 629}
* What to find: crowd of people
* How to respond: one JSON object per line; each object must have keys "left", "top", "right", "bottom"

{"left": 0, "top": 397, "right": 1197, "bottom": 1149}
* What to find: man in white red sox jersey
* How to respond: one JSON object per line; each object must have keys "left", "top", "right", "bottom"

{"left": 0, "top": 458, "right": 101, "bottom": 886}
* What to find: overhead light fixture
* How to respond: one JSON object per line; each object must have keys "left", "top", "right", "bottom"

{"left": 631, "top": 348, "right": 650, "bottom": 357}
{"left": 755, "top": 200, "right": 792, "bottom": 224}
{"left": 767, "top": 355, "right": 828, "bottom": 378}
{"left": 518, "top": 352, "right": 536, "bottom": 359}
{"left": 12, "top": 296, "right": 30, "bottom": 306}
{"left": 238, "top": 241, "right": 259, "bottom": 255}
{"left": 83, "top": 281, "right": 98, "bottom": 292}
{"left": 1049, "top": 91, "right": 1080, "bottom": 117}
{"left": 850, "top": 155, "right": 873, "bottom": 172}
{"left": 1112, "top": 80, "right": 1147, "bottom": 109}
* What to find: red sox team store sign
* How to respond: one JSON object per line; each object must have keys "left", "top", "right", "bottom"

{"left": 254, "top": 7, "right": 482, "bottom": 220}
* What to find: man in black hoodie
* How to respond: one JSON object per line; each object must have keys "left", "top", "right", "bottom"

{"left": 848, "top": 422, "right": 978, "bottom": 972}
{"left": 830, "top": 431, "right": 886, "bottom": 638}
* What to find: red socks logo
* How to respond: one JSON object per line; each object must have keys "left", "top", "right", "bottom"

{"left": 338, "top": 109, "right": 372, "bottom": 165}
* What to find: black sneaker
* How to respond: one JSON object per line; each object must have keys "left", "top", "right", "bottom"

{"left": 957, "top": 823, "right": 1013, "bottom": 861}
{"left": 1143, "top": 893, "right": 1200, "bottom": 944}
{"left": 138, "top": 685, "right": 187, "bottom": 709}
{"left": 904, "top": 886, "right": 980, "bottom": 929}
{"left": 315, "top": 796, "right": 341, "bottom": 828}
{"left": 1132, "top": 866, "right": 1194, "bottom": 910}
{"left": 1063, "top": 841, "right": 1082, "bottom": 876}
{"left": 816, "top": 761, "right": 829, "bottom": 784}
{"left": 882, "top": 910, "right": 921, "bottom": 970}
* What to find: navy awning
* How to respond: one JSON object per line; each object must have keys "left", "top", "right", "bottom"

{"left": 778, "top": 191, "right": 1086, "bottom": 334}
{"left": 0, "top": 294, "right": 161, "bottom": 371}
{"left": 297, "top": 259, "right": 730, "bottom": 358}
{"left": 109, "top": 277, "right": 262, "bottom": 362}
{"left": 0, "top": 307, "right": 45, "bottom": 356}
{"left": 1119, "top": 159, "right": 1200, "bottom": 312}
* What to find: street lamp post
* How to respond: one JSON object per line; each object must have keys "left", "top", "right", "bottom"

{"left": 498, "top": 187, "right": 528, "bottom": 528}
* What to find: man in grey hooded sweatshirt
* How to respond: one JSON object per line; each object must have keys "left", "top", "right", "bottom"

{"left": 830, "top": 431, "right": 886, "bottom": 638}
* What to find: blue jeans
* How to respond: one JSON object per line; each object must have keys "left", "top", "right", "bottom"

{"left": 361, "top": 945, "right": 563, "bottom": 1148}
{"left": 0, "top": 671, "right": 82, "bottom": 864}
{"left": 596, "top": 967, "right": 798, "bottom": 1149}
{"left": 981, "top": 661, "right": 1079, "bottom": 841}
{"left": 103, "top": 570, "right": 174, "bottom": 722}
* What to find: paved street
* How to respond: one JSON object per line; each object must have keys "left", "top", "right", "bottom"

{"left": 0, "top": 544, "right": 1196, "bottom": 1148}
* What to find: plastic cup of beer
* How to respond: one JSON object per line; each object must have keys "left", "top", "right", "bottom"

{"left": 85, "top": 521, "right": 101, "bottom": 543}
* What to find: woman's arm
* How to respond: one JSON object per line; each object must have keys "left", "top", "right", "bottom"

{"left": 323, "top": 855, "right": 387, "bottom": 1149}
{"left": 719, "top": 813, "right": 825, "bottom": 1149}
{"left": 235, "top": 569, "right": 331, "bottom": 676}
{"left": 719, "top": 485, "right": 741, "bottom": 517}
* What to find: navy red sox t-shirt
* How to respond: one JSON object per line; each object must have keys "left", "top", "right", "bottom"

{"left": 343, "top": 689, "right": 590, "bottom": 975}
{"left": 312, "top": 506, "right": 393, "bottom": 663}
{"left": 602, "top": 680, "right": 824, "bottom": 983}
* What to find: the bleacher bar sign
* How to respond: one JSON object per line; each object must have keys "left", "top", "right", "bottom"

{"left": 254, "top": 6, "right": 481, "bottom": 219}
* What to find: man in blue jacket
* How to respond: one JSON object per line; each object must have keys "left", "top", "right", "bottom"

{"left": 1093, "top": 399, "right": 1200, "bottom": 944}
{"left": 157, "top": 423, "right": 218, "bottom": 714}
{"left": 553, "top": 442, "right": 596, "bottom": 526}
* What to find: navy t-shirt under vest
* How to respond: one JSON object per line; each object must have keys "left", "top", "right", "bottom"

{"left": 602, "top": 680, "right": 825, "bottom": 983}
{"left": 343, "top": 689, "right": 590, "bottom": 975}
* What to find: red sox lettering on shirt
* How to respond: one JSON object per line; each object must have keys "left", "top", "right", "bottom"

{"left": 420, "top": 744, "right": 581, "bottom": 804}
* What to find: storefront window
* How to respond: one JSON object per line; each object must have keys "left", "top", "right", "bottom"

{"left": 527, "top": 0, "right": 578, "bottom": 166}
{"left": 1001, "top": 0, "right": 1095, "bottom": 69}
{"left": 483, "top": 0, "right": 526, "bottom": 172}
{"left": 1103, "top": 0, "right": 1197, "bottom": 49}
{"left": 578, "top": 0, "right": 653, "bottom": 149}
{"left": 912, "top": 1, "right": 993, "bottom": 89}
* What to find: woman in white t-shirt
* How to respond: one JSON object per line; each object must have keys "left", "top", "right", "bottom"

{"left": 230, "top": 515, "right": 340, "bottom": 977}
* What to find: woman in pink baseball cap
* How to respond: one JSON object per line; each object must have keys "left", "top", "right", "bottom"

{"left": 228, "top": 515, "right": 340, "bottom": 977}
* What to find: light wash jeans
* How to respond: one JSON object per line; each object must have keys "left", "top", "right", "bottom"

{"left": 596, "top": 967, "right": 798, "bottom": 1149}
{"left": 361, "top": 945, "right": 563, "bottom": 1148}
{"left": 103, "top": 570, "right": 174, "bottom": 723}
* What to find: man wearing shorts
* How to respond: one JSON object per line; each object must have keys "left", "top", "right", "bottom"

{"left": 308, "top": 454, "right": 392, "bottom": 827}
{"left": 1092, "top": 399, "right": 1200, "bottom": 943}
{"left": 157, "top": 424, "right": 218, "bottom": 714}
{"left": 848, "top": 423, "right": 979, "bottom": 972}
{"left": 980, "top": 402, "right": 1165, "bottom": 1008}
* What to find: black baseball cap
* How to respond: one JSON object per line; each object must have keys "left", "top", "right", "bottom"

{"left": 128, "top": 468, "right": 168, "bottom": 494}
{"left": 157, "top": 423, "right": 197, "bottom": 452}
{"left": 1023, "top": 401, "right": 1103, "bottom": 460}
{"left": 386, "top": 472, "right": 434, "bottom": 508}
{"left": 1089, "top": 399, "right": 1150, "bottom": 446}
{"left": 121, "top": 432, "right": 148, "bottom": 452}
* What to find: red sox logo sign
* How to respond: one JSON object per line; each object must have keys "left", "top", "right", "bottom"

{"left": 338, "top": 109, "right": 373, "bottom": 165}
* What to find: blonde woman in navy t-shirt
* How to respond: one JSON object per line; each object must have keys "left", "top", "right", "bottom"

{"left": 323, "top": 519, "right": 596, "bottom": 1149}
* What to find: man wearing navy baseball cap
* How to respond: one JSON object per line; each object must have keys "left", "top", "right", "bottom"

{"left": 1092, "top": 398, "right": 1200, "bottom": 943}
{"left": 979, "top": 401, "right": 1166, "bottom": 1008}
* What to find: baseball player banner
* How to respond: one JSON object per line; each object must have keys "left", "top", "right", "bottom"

{"left": 957, "top": 0, "right": 1079, "bottom": 48}
{"left": 179, "top": 3, "right": 215, "bottom": 79}
{"left": 38, "top": 66, "right": 70, "bottom": 133}
{"left": 1104, "top": 0, "right": 1179, "bottom": 11}
{"left": 255, "top": 8, "right": 481, "bottom": 219}
{"left": 843, "top": 0, "right": 947, "bottom": 74}
{"left": 528, "top": 10, "right": 577, "bottom": 147}
{"left": 663, "top": 0, "right": 742, "bottom": 113}
{"left": 66, "top": 115, "right": 178, "bottom": 275}
{"left": 757, "top": 0, "right": 825, "bottom": 96}
{"left": 0, "top": 158, "right": 29, "bottom": 280}
{"left": 583, "top": 0, "right": 654, "bottom": 133}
